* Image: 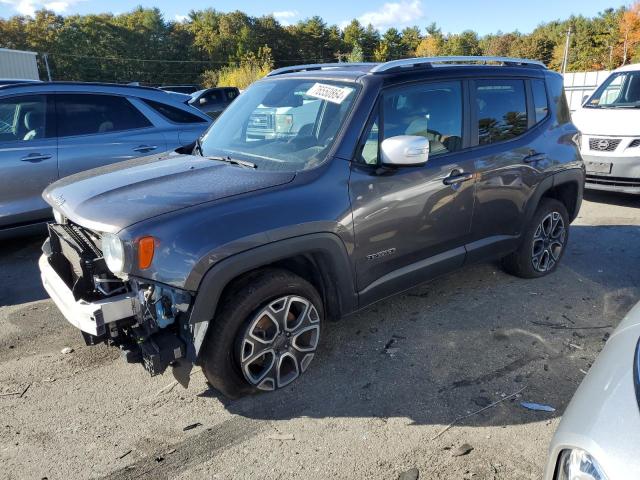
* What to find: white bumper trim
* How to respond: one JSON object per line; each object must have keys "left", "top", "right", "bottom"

{"left": 39, "top": 254, "right": 135, "bottom": 336}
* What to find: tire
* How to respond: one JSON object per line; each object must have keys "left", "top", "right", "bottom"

{"left": 502, "top": 198, "right": 570, "bottom": 279}
{"left": 200, "top": 268, "right": 323, "bottom": 399}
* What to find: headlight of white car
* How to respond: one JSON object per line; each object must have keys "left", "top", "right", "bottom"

{"left": 555, "top": 449, "right": 608, "bottom": 480}
{"left": 101, "top": 233, "right": 125, "bottom": 275}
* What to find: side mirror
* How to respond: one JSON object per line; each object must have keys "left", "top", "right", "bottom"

{"left": 199, "top": 98, "right": 207, "bottom": 105}
{"left": 380, "top": 135, "right": 430, "bottom": 167}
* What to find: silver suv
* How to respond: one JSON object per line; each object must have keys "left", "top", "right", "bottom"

{"left": 0, "top": 82, "right": 211, "bottom": 238}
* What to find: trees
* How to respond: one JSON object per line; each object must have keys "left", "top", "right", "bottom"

{"left": 1, "top": 4, "right": 639, "bottom": 85}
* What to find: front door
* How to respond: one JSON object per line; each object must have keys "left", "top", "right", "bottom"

{"left": 0, "top": 94, "right": 58, "bottom": 228}
{"left": 349, "top": 80, "right": 476, "bottom": 304}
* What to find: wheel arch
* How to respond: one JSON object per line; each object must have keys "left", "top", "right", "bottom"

{"left": 187, "top": 233, "right": 358, "bottom": 358}
{"left": 525, "top": 168, "right": 584, "bottom": 227}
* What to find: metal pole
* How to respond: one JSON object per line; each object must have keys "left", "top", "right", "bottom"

{"left": 43, "top": 53, "right": 52, "bottom": 81}
{"left": 562, "top": 28, "right": 571, "bottom": 74}
{"left": 623, "top": 29, "right": 629, "bottom": 66}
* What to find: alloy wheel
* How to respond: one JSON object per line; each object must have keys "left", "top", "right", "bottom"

{"left": 238, "top": 295, "right": 320, "bottom": 391}
{"left": 531, "top": 211, "right": 566, "bottom": 273}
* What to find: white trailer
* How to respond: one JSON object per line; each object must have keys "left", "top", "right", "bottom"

{"left": 0, "top": 48, "right": 40, "bottom": 80}
{"left": 563, "top": 70, "right": 611, "bottom": 112}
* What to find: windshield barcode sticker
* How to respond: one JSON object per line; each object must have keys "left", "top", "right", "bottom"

{"left": 306, "top": 83, "right": 353, "bottom": 104}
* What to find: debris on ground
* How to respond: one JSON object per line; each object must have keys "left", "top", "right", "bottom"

{"left": 267, "top": 433, "right": 295, "bottom": 441}
{"left": 118, "top": 450, "right": 132, "bottom": 459}
{"left": 452, "top": 443, "right": 474, "bottom": 457}
{"left": 60, "top": 347, "right": 74, "bottom": 354}
{"left": 521, "top": 402, "right": 556, "bottom": 412}
{"left": 398, "top": 467, "right": 419, "bottom": 480}
{"left": 182, "top": 422, "right": 202, "bottom": 431}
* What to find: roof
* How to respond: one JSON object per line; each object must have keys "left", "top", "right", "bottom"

{"left": 267, "top": 56, "right": 547, "bottom": 79}
{"left": 613, "top": 63, "right": 640, "bottom": 73}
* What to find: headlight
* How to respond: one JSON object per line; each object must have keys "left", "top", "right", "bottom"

{"left": 555, "top": 449, "right": 608, "bottom": 480}
{"left": 52, "top": 209, "right": 65, "bottom": 224}
{"left": 101, "top": 233, "right": 125, "bottom": 275}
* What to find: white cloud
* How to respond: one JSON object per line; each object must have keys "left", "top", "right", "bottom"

{"left": 174, "top": 14, "right": 189, "bottom": 23}
{"left": 1, "top": 0, "right": 83, "bottom": 16}
{"left": 356, "top": 0, "right": 424, "bottom": 30}
{"left": 272, "top": 9, "right": 299, "bottom": 26}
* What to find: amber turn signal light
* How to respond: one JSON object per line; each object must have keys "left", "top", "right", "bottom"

{"left": 138, "top": 236, "right": 155, "bottom": 269}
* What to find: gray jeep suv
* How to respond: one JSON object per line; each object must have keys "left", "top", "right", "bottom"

{"left": 0, "top": 82, "right": 211, "bottom": 238}
{"left": 38, "top": 57, "right": 584, "bottom": 398}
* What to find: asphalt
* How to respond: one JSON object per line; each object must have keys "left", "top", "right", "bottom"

{"left": 1, "top": 190, "right": 639, "bottom": 479}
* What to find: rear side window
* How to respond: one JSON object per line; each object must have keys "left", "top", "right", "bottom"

{"left": 56, "top": 94, "right": 152, "bottom": 137}
{"left": 531, "top": 79, "right": 549, "bottom": 123}
{"left": 475, "top": 79, "right": 527, "bottom": 145}
{"left": 142, "top": 99, "right": 207, "bottom": 124}
{"left": 225, "top": 89, "right": 239, "bottom": 101}
{"left": 0, "top": 94, "right": 51, "bottom": 142}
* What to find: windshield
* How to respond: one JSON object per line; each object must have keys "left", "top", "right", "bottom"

{"left": 585, "top": 71, "right": 640, "bottom": 108}
{"left": 199, "top": 78, "right": 358, "bottom": 171}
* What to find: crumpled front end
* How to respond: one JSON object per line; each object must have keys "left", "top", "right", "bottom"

{"left": 40, "top": 220, "right": 200, "bottom": 376}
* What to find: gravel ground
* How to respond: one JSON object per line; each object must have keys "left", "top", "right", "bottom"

{"left": 1, "top": 190, "right": 639, "bottom": 480}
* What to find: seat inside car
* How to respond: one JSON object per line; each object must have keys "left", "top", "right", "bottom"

{"left": 22, "top": 110, "right": 44, "bottom": 140}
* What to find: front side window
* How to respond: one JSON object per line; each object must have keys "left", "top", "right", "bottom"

{"left": 200, "top": 79, "right": 358, "bottom": 171}
{"left": 0, "top": 95, "right": 49, "bottom": 142}
{"left": 475, "top": 79, "right": 527, "bottom": 145}
{"left": 585, "top": 71, "right": 640, "bottom": 108}
{"left": 384, "top": 81, "right": 464, "bottom": 157}
{"left": 56, "top": 94, "right": 152, "bottom": 137}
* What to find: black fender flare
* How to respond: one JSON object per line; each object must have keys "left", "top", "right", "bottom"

{"left": 523, "top": 167, "right": 584, "bottom": 227}
{"left": 187, "top": 233, "right": 358, "bottom": 358}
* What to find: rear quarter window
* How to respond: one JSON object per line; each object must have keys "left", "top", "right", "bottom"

{"left": 142, "top": 99, "right": 207, "bottom": 124}
{"left": 531, "top": 79, "right": 550, "bottom": 123}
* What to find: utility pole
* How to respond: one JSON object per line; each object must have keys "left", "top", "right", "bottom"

{"left": 561, "top": 27, "right": 571, "bottom": 74}
{"left": 43, "top": 53, "right": 52, "bottom": 81}
{"left": 623, "top": 29, "right": 629, "bottom": 66}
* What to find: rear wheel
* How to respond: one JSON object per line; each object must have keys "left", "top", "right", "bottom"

{"left": 200, "top": 268, "right": 323, "bottom": 398}
{"left": 502, "top": 198, "right": 569, "bottom": 278}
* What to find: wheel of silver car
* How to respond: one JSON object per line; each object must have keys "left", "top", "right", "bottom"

{"left": 531, "top": 211, "right": 566, "bottom": 273}
{"left": 238, "top": 295, "right": 320, "bottom": 391}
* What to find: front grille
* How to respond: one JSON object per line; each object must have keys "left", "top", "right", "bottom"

{"left": 629, "top": 139, "right": 640, "bottom": 148}
{"left": 586, "top": 174, "right": 640, "bottom": 188}
{"left": 47, "top": 222, "right": 124, "bottom": 301}
{"left": 589, "top": 138, "right": 621, "bottom": 152}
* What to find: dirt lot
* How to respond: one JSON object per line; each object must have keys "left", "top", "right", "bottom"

{"left": 1, "top": 191, "right": 639, "bottom": 480}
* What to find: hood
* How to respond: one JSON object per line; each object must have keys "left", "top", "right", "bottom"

{"left": 573, "top": 107, "right": 640, "bottom": 136}
{"left": 43, "top": 153, "right": 295, "bottom": 233}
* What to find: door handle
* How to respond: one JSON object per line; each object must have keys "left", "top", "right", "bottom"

{"left": 133, "top": 145, "right": 158, "bottom": 153}
{"left": 443, "top": 170, "right": 473, "bottom": 186}
{"left": 523, "top": 151, "right": 548, "bottom": 163}
{"left": 20, "top": 153, "right": 52, "bottom": 163}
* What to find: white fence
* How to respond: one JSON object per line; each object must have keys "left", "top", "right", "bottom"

{"left": 563, "top": 70, "right": 611, "bottom": 111}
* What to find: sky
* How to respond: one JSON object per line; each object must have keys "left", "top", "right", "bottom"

{"left": 0, "top": 0, "right": 629, "bottom": 35}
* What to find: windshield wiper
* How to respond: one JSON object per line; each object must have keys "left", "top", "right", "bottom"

{"left": 204, "top": 155, "right": 257, "bottom": 169}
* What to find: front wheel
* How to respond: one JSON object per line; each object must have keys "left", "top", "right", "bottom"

{"left": 502, "top": 198, "right": 569, "bottom": 279}
{"left": 200, "top": 268, "right": 323, "bottom": 398}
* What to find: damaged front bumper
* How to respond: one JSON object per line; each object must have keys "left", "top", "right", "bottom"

{"left": 39, "top": 223, "right": 201, "bottom": 376}
{"left": 39, "top": 253, "right": 135, "bottom": 336}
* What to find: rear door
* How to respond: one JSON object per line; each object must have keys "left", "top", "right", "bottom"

{"left": 467, "top": 76, "right": 550, "bottom": 261}
{"left": 349, "top": 80, "right": 477, "bottom": 303}
{"left": 0, "top": 94, "right": 58, "bottom": 227}
{"left": 55, "top": 93, "right": 167, "bottom": 178}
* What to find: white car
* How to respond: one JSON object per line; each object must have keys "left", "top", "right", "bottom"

{"left": 572, "top": 63, "right": 640, "bottom": 194}
{"left": 544, "top": 300, "right": 640, "bottom": 479}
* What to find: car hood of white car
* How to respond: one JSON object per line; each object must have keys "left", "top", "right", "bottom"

{"left": 572, "top": 107, "right": 640, "bottom": 136}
